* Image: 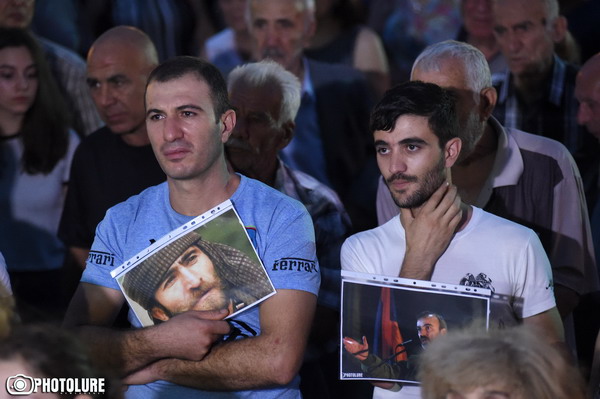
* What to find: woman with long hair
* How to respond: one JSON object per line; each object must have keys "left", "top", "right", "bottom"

{"left": 0, "top": 27, "right": 79, "bottom": 321}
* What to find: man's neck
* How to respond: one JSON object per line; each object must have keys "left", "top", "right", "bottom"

{"left": 451, "top": 123, "right": 498, "bottom": 205}
{"left": 408, "top": 202, "right": 473, "bottom": 233}
{"left": 168, "top": 161, "right": 240, "bottom": 216}
{"left": 118, "top": 122, "right": 151, "bottom": 147}
{"left": 0, "top": 112, "right": 24, "bottom": 136}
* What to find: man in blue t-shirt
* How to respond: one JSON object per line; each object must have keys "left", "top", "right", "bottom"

{"left": 63, "top": 56, "right": 320, "bottom": 399}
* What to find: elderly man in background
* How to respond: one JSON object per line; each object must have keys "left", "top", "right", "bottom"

{"left": 246, "top": 0, "right": 378, "bottom": 231}
{"left": 225, "top": 59, "right": 351, "bottom": 398}
{"left": 58, "top": 26, "right": 165, "bottom": 271}
{"left": 576, "top": 53, "right": 600, "bottom": 273}
{"left": 491, "top": 0, "right": 598, "bottom": 175}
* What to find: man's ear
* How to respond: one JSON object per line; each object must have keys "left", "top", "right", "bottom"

{"left": 151, "top": 306, "right": 169, "bottom": 322}
{"left": 444, "top": 137, "right": 462, "bottom": 168}
{"left": 220, "top": 109, "right": 237, "bottom": 143}
{"left": 550, "top": 15, "right": 567, "bottom": 43}
{"left": 440, "top": 328, "right": 447, "bottom": 336}
{"left": 276, "top": 120, "right": 295, "bottom": 151}
{"left": 479, "top": 87, "right": 498, "bottom": 120}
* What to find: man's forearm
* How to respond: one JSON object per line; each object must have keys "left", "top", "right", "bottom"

{"left": 134, "top": 291, "right": 317, "bottom": 391}
{"left": 148, "top": 330, "right": 304, "bottom": 390}
{"left": 76, "top": 325, "right": 164, "bottom": 376}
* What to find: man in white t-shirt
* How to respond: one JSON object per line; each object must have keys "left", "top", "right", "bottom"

{"left": 340, "top": 81, "right": 564, "bottom": 398}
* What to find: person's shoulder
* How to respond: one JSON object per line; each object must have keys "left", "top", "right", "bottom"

{"left": 77, "top": 126, "right": 117, "bottom": 148}
{"left": 307, "top": 58, "right": 366, "bottom": 84}
{"left": 288, "top": 168, "right": 346, "bottom": 211}
{"left": 558, "top": 56, "right": 579, "bottom": 80}
{"left": 104, "top": 182, "right": 166, "bottom": 219}
{"left": 204, "top": 28, "right": 234, "bottom": 55}
{"left": 66, "top": 128, "right": 80, "bottom": 146}
{"left": 473, "top": 207, "right": 538, "bottom": 241}
{"left": 36, "top": 36, "right": 85, "bottom": 65}
{"left": 235, "top": 175, "right": 308, "bottom": 215}
{"left": 344, "top": 216, "right": 397, "bottom": 249}
{"left": 508, "top": 128, "right": 574, "bottom": 167}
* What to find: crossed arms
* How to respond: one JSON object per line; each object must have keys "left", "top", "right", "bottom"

{"left": 63, "top": 282, "right": 316, "bottom": 390}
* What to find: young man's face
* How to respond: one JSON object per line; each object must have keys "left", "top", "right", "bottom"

{"left": 375, "top": 115, "right": 449, "bottom": 209}
{"left": 248, "top": 0, "right": 314, "bottom": 74}
{"left": 145, "top": 73, "right": 234, "bottom": 182}
{"left": 152, "top": 245, "right": 229, "bottom": 321}
{"left": 416, "top": 315, "right": 447, "bottom": 347}
{"left": 492, "top": 0, "right": 556, "bottom": 78}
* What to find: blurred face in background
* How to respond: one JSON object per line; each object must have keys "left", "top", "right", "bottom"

{"left": 493, "top": 0, "right": 557, "bottom": 78}
{"left": 0, "top": 0, "right": 34, "bottom": 28}
{"left": 575, "top": 60, "right": 600, "bottom": 139}
{"left": 0, "top": 45, "right": 37, "bottom": 122}
{"left": 248, "top": 0, "right": 315, "bottom": 74}
{"left": 462, "top": 0, "right": 494, "bottom": 40}
{"left": 219, "top": 0, "right": 248, "bottom": 33}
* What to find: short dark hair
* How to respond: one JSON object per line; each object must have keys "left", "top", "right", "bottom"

{"left": 146, "top": 56, "right": 232, "bottom": 120}
{"left": 416, "top": 311, "right": 448, "bottom": 331}
{"left": 369, "top": 81, "right": 459, "bottom": 149}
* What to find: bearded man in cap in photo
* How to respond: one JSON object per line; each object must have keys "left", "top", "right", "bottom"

{"left": 122, "top": 232, "right": 273, "bottom": 323}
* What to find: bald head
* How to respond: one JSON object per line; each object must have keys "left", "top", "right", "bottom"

{"left": 86, "top": 26, "right": 158, "bottom": 143}
{"left": 576, "top": 53, "right": 600, "bottom": 139}
{"left": 88, "top": 26, "right": 158, "bottom": 67}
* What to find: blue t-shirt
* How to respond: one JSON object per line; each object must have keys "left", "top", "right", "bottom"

{"left": 82, "top": 175, "right": 320, "bottom": 398}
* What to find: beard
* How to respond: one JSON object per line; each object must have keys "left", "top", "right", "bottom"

{"left": 386, "top": 154, "right": 446, "bottom": 209}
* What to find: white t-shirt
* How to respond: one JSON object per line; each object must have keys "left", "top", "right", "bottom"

{"left": 341, "top": 207, "right": 556, "bottom": 399}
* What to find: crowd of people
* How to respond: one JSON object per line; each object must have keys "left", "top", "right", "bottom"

{"left": 0, "top": 0, "right": 600, "bottom": 398}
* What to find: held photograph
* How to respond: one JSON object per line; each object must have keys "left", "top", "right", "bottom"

{"left": 340, "top": 271, "right": 491, "bottom": 384}
{"left": 111, "top": 200, "right": 276, "bottom": 326}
